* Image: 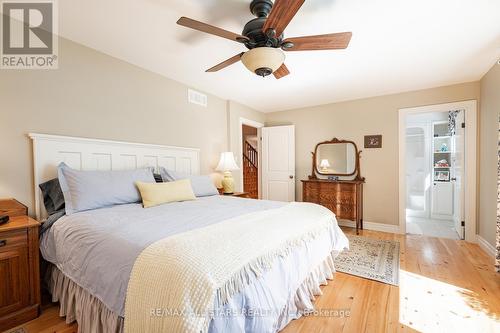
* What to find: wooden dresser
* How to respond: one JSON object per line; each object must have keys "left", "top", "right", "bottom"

{"left": 303, "top": 137, "right": 366, "bottom": 234}
{"left": 302, "top": 179, "right": 364, "bottom": 233}
{"left": 0, "top": 200, "right": 40, "bottom": 331}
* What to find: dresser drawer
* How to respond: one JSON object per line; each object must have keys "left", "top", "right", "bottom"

{"left": 0, "top": 230, "right": 28, "bottom": 251}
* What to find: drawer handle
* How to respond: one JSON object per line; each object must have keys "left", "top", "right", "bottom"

{"left": 0, "top": 240, "right": 6, "bottom": 247}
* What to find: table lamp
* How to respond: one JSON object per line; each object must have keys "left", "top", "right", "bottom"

{"left": 216, "top": 152, "right": 239, "bottom": 194}
{"left": 319, "top": 159, "right": 331, "bottom": 172}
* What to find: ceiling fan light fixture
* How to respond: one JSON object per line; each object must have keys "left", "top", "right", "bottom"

{"left": 241, "top": 47, "right": 285, "bottom": 77}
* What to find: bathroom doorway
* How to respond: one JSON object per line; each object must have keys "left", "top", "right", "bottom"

{"left": 398, "top": 101, "right": 477, "bottom": 241}
{"left": 405, "top": 111, "right": 460, "bottom": 239}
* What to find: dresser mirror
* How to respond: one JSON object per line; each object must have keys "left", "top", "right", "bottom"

{"left": 316, "top": 142, "right": 357, "bottom": 175}
{"left": 309, "top": 138, "right": 364, "bottom": 180}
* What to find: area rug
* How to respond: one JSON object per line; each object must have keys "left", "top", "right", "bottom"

{"left": 334, "top": 235, "right": 400, "bottom": 286}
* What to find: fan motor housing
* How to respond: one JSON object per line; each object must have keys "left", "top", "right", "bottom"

{"left": 242, "top": 19, "right": 283, "bottom": 49}
{"left": 244, "top": 0, "right": 283, "bottom": 50}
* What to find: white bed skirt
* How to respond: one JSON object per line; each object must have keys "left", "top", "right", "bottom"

{"left": 46, "top": 252, "right": 339, "bottom": 333}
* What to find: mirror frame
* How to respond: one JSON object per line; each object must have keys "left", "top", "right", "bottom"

{"left": 309, "top": 137, "right": 364, "bottom": 180}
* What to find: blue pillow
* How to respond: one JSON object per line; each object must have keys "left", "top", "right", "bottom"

{"left": 159, "top": 168, "right": 219, "bottom": 197}
{"left": 58, "top": 163, "right": 155, "bottom": 215}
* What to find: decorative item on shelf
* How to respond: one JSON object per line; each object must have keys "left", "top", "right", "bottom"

{"left": 364, "top": 135, "right": 382, "bottom": 148}
{"left": 319, "top": 159, "right": 330, "bottom": 172}
{"left": 434, "top": 170, "right": 450, "bottom": 181}
{"left": 440, "top": 143, "right": 449, "bottom": 152}
{"left": 435, "top": 159, "right": 449, "bottom": 167}
{"left": 216, "top": 152, "right": 240, "bottom": 194}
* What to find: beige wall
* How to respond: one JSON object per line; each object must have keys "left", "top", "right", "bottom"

{"left": 0, "top": 34, "right": 494, "bottom": 240}
{"left": 479, "top": 63, "right": 500, "bottom": 247}
{"left": 0, "top": 37, "right": 229, "bottom": 215}
{"left": 265, "top": 82, "right": 481, "bottom": 226}
{"left": 227, "top": 101, "right": 266, "bottom": 192}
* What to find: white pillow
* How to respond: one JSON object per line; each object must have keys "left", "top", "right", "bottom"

{"left": 158, "top": 168, "right": 219, "bottom": 197}
{"left": 58, "top": 163, "right": 156, "bottom": 215}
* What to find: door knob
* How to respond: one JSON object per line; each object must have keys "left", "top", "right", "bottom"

{"left": 289, "top": 175, "right": 294, "bottom": 179}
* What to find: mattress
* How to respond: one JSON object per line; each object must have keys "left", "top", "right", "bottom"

{"left": 40, "top": 195, "right": 348, "bottom": 332}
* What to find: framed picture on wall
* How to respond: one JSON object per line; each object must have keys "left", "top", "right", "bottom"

{"left": 364, "top": 135, "right": 382, "bottom": 148}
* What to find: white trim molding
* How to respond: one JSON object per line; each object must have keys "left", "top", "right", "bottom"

{"left": 476, "top": 235, "right": 495, "bottom": 258}
{"left": 337, "top": 220, "right": 401, "bottom": 234}
{"left": 398, "top": 100, "right": 477, "bottom": 242}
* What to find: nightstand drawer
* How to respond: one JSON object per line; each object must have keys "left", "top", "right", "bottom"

{"left": 0, "top": 230, "right": 27, "bottom": 251}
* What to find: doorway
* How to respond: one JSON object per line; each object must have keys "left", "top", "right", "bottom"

{"left": 405, "top": 111, "right": 462, "bottom": 239}
{"left": 398, "top": 101, "right": 477, "bottom": 242}
{"left": 241, "top": 124, "right": 259, "bottom": 199}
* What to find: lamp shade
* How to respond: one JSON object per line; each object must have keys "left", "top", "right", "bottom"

{"left": 241, "top": 47, "right": 285, "bottom": 77}
{"left": 216, "top": 152, "right": 239, "bottom": 171}
{"left": 319, "top": 159, "right": 331, "bottom": 168}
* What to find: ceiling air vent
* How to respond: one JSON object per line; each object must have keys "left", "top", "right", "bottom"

{"left": 188, "top": 89, "right": 208, "bottom": 107}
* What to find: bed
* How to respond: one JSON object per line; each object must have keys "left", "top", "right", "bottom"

{"left": 30, "top": 133, "right": 349, "bottom": 333}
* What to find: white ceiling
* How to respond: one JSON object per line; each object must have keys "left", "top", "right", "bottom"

{"left": 58, "top": 0, "right": 500, "bottom": 112}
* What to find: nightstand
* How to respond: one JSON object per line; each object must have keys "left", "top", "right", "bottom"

{"left": 0, "top": 205, "right": 40, "bottom": 331}
{"left": 222, "top": 192, "right": 250, "bottom": 198}
{"left": 0, "top": 198, "right": 28, "bottom": 217}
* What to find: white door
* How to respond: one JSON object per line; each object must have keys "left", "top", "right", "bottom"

{"left": 261, "top": 125, "right": 295, "bottom": 202}
{"left": 451, "top": 110, "right": 465, "bottom": 239}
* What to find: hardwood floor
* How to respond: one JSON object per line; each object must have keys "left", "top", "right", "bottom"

{"left": 4, "top": 228, "right": 499, "bottom": 333}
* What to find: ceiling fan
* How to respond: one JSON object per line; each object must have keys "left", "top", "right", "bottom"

{"left": 177, "top": 0, "right": 352, "bottom": 79}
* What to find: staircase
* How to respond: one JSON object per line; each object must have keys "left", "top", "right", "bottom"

{"left": 243, "top": 141, "right": 258, "bottom": 199}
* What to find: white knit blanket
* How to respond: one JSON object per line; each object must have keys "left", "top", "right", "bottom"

{"left": 124, "top": 202, "right": 337, "bottom": 333}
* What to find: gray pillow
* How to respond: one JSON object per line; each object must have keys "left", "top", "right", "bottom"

{"left": 159, "top": 168, "right": 219, "bottom": 197}
{"left": 58, "top": 162, "right": 155, "bottom": 215}
{"left": 39, "top": 178, "right": 65, "bottom": 216}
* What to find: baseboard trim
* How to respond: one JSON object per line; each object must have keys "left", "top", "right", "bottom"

{"left": 476, "top": 235, "right": 495, "bottom": 258}
{"left": 337, "top": 220, "right": 401, "bottom": 234}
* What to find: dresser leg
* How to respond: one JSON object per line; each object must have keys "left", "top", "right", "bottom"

{"left": 356, "top": 219, "right": 359, "bottom": 235}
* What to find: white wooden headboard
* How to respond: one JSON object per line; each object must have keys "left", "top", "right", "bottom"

{"left": 29, "top": 133, "right": 200, "bottom": 220}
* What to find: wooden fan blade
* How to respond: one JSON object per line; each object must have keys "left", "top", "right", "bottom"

{"left": 177, "top": 17, "right": 248, "bottom": 43}
{"left": 273, "top": 64, "right": 290, "bottom": 79}
{"left": 262, "top": 0, "right": 305, "bottom": 37}
{"left": 206, "top": 53, "right": 244, "bottom": 72}
{"left": 283, "top": 32, "right": 352, "bottom": 51}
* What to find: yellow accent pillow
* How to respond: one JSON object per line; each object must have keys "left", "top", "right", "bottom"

{"left": 136, "top": 179, "right": 196, "bottom": 208}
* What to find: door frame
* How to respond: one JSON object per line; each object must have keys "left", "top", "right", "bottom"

{"left": 238, "top": 117, "right": 264, "bottom": 197}
{"left": 398, "top": 100, "right": 477, "bottom": 242}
